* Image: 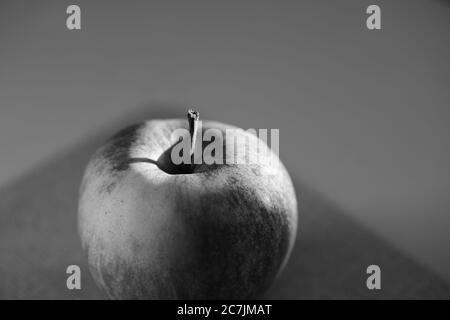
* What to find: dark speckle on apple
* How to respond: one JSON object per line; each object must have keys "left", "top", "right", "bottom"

{"left": 167, "top": 170, "right": 291, "bottom": 299}
{"left": 103, "top": 123, "right": 144, "bottom": 173}
{"left": 94, "top": 123, "right": 144, "bottom": 195}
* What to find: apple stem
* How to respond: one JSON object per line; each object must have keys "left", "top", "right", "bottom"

{"left": 187, "top": 109, "right": 200, "bottom": 157}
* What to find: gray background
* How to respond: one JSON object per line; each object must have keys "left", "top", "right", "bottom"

{"left": 0, "top": 0, "right": 450, "bottom": 293}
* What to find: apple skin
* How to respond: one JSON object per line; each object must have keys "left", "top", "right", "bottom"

{"left": 78, "top": 118, "right": 298, "bottom": 299}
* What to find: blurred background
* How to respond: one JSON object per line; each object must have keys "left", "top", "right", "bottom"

{"left": 0, "top": 0, "right": 449, "bottom": 298}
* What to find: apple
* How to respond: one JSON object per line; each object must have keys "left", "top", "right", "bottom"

{"left": 78, "top": 110, "right": 298, "bottom": 299}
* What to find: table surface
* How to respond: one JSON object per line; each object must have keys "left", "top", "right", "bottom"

{"left": 1, "top": 108, "right": 449, "bottom": 299}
